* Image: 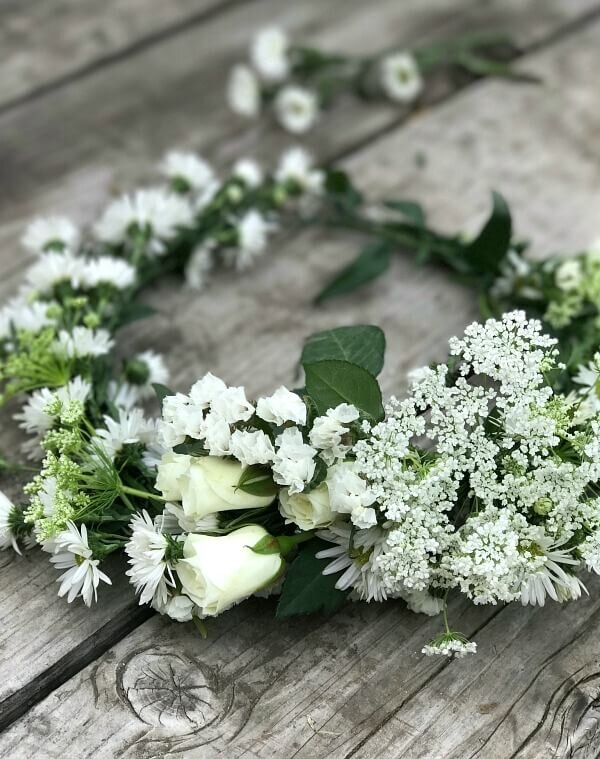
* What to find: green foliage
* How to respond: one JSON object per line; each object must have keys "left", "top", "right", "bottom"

{"left": 304, "top": 359, "right": 384, "bottom": 421}
{"left": 316, "top": 240, "right": 394, "bottom": 303}
{"left": 236, "top": 464, "right": 278, "bottom": 497}
{"left": 301, "top": 325, "right": 386, "bottom": 377}
{"left": 462, "top": 192, "right": 512, "bottom": 279}
{"left": 276, "top": 538, "right": 349, "bottom": 618}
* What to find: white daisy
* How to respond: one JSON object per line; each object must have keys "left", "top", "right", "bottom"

{"left": 274, "top": 86, "right": 319, "bottom": 134}
{"left": 227, "top": 64, "right": 261, "bottom": 118}
{"left": 55, "top": 326, "right": 114, "bottom": 358}
{"left": 236, "top": 209, "right": 274, "bottom": 269}
{"left": 81, "top": 256, "right": 136, "bottom": 290}
{"left": 136, "top": 350, "right": 169, "bottom": 391}
{"left": 519, "top": 536, "right": 582, "bottom": 606}
{"left": 107, "top": 380, "right": 141, "bottom": 411}
{"left": 0, "top": 491, "right": 19, "bottom": 552}
{"left": 159, "top": 150, "right": 215, "bottom": 192}
{"left": 21, "top": 216, "right": 80, "bottom": 255}
{"left": 275, "top": 146, "right": 324, "bottom": 194}
{"left": 25, "top": 251, "right": 85, "bottom": 292}
{"left": 232, "top": 158, "right": 264, "bottom": 188}
{"left": 380, "top": 52, "right": 423, "bottom": 103}
{"left": 50, "top": 522, "right": 112, "bottom": 606}
{"left": 573, "top": 354, "right": 600, "bottom": 418}
{"left": 185, "top": 243, "right": 214, "bottom": 290}
{"left": 317, "top": 523, "right": 387, "bottom": 602}
{"left": 250, "top": 26, "right": 290, "bottom": 82}
{"left": 0, "top": 297, "right": 55, "bottom": 340}
{"left": 15, "top": 376, "right": 92, "bottom": 442}
{"left": 125, "top": 511, "right": 175, "bottom": 606}
{"left": 93, "top": 408, "right": 156, "bottom": 460}
{"left": 94, "top": 188, "right": 194, "bottom": 256}
{"left": 160, "top": 503, "right": 219, "bottom": 534}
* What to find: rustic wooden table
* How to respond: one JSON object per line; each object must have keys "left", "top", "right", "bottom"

{"left": 1, "top": 1, "right": 600, "bottom": 756}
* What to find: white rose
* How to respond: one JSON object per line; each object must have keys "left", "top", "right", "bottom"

{"left": 180, "top": 456, "right": 275, "bottom": 519}
{"left": 256, "top": 386, "right": 307, "bottom": 426}
{"left": 279, "top": 482, "right": 333, "bottom": 531}
{"left": 155, "top": 452, "right": 192, "bottom": 501}
{"left": 177, "top": 525, "right": 283, "bottom": 616}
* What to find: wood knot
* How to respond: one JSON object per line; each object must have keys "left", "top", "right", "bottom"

{"left": 119, "top": 650, "right": 223, "bottom": 734}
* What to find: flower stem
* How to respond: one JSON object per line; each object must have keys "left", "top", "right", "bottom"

{"left": 121, "top": 485, "right": 168, "bottom": 503}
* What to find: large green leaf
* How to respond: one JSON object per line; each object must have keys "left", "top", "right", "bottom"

{"left": 301, "top": 325, "right": 386, "bottom": 377}
{"left": 305, "top": 359, "right": 384, "bottom": 421}
{"left": 315, "top": 239, "right": 393, "bottom": 303}
{"left": 463, "top": 192, "right": 512, "bottom": 277}
{"left": 276, "top": 538, "right": 349, "bottom": 618}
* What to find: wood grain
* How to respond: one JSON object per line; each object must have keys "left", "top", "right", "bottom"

{"left": 0, "top": 0, "right": 596, "bottom": 290}
{"left": 2, "top": 13, "right": 600, "bottom": 755}
{"left": 0, "top": 0, "right": 232, "bottom": 107}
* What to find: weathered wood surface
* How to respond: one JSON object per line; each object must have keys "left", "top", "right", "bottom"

{"left": 0, "top": 0, "right": 596, "bottom": 288}
{"left": 1, "top": 6, "right": 600, "bottom": 755}
{"left": 0, "top": 0, "right": 595, "bottom": 725}
{"left": 0, "top": 0, "right": 599, "bottom": 757}
{"left": 0, "top": 0, "right": 230, "bottom": 107}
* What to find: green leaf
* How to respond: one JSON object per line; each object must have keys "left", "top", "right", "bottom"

{"left": 463, "top": 192, "right": 512, "bottom": 277}
{"left": 276, "top": 538, "right": 349, "bottom": 618}
{"left": 383, "top": 199, "right": 426, "bottom": 225}
{"left": 305, "top": 359, "right": 384, "bottom": 421}
{"left": 172, "top": 440, "right": 209, "bottom": 457}
{"left": 316, "top": 240, "right": 393, "bottom": 303}
{"left": 236, "top": 464, "right": 278, "bottom": 497}
{"left": 304, "top": 456, "right": 329, "bottom": 492}
{"left": 115, "top": 301, "right": 155, "bottom": 328}
{"left": 152, "top": 383, "right": 174, "bottom": 405}
{"left": 301, "top": 325, "right": 386, "bottom": 377}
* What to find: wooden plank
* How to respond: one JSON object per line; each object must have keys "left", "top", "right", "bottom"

{"left": 0, "top": 0, "right": 232, "bottom": 107}
{"left": 0, "top": 596, "right": 496, "bottom": 759}
{"left": 0, "top": 0, "right": 597, "bottom": 290}
{"left": 2, "top": 16, "right": 600, "bottom": 755}
{"left": 326, "top": 577, "right": 600, "bottom": 759}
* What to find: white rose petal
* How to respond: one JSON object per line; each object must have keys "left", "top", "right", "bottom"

{"left": 177, "top": 525, "right": 283, "bottom": 616}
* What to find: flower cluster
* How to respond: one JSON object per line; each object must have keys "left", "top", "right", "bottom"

{"left": 0, "top": 143, "right": 327, "bottom": 604}
{"left": 228, "top": 26, "right": 525, "bottom": 134}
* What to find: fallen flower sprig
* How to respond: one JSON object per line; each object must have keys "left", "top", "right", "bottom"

{"left": 228, "top": 26, "right": 537, "bottom": 134}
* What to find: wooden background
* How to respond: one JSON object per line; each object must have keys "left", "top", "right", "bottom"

{"left": 1, "top": 1, "right": 600, "bottom": 756}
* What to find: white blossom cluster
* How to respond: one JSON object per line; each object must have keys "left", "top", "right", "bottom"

{"left": 227, "top": 27, "right": 424, "bottom": 133}
{"left": 350, "top": 312, "right": 600, "bottom": 649}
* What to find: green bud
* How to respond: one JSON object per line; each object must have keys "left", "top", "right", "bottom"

{"left": 125, "top": 357, "right": 150, "bottom": 385}
{"left": 533, "top": 497, "right": 553, "bottom": 516}
{"left": 83, "top": 312, "right": 101, "bottom": 328}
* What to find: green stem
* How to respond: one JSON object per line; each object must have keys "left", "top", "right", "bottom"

{"left": 121, "top": 485, "right": 168, "bottom": 504}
